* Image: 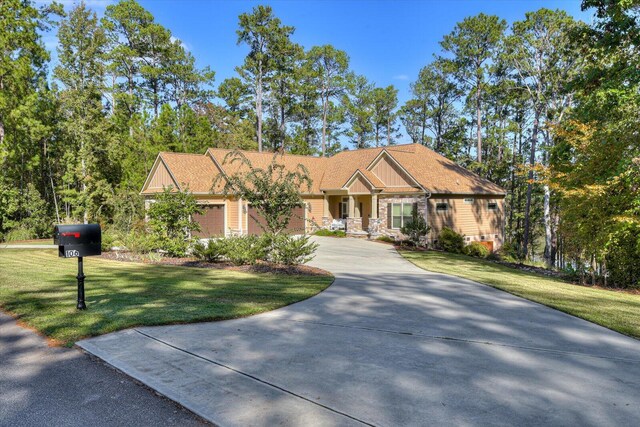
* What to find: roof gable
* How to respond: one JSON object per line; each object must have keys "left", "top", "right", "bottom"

{"left": 344, "top": 170, "right": 375, "bottom": 194}
{"left": 140, "top": 155, "right": 180, "bottom": 194}
{"left": 367, "top": 150, "right": 421, "bottom": 189}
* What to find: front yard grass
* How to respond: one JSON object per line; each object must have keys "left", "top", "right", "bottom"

{"left": 0, "top": 249, "right": 332, "bottom": 346}
{"left": 400, "top": 250, "right": 640, "bottom": 339}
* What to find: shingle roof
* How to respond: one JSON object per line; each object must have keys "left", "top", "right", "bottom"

{"left": 206, "top": 148, "right": 329, "bottom": 194}
{"left": 141, "top": 144, "right": 505, "bottom": 196}
{"left": 360, "top": 169, "right": 385, "bottom": 188}
{"left": 386, "top": 144, "right": 506, "bottom": 195}
{"left": 159, "top": 152, "right": 220, "bottom": 193}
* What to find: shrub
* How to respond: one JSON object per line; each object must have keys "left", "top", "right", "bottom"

{"left": 160, "top": 236, "right": 193, "bottom": 258}
{"left": 313, "top": 229, "right": 346, "bottom": 238}
{"left": 192, "top": 238, "right": 227, "bottom": 262}
{"left": 5, "top": 226, "right": 34, "bottom": 242}
{"left": 101, "top": 228, "right": 122, "bottom": 252}
{"left": 400, "top": 209, "right": 430, "bottom": 247}
{"left": 499, "top": 241, "right": 521, "bottom": 262}
{"left": 147, "top": 187, "right": 202, "bottom": 257}
{"left": 604, "top": 224, "right": 640, "bottom": 288}
{"left": 437, "top": 227, "right": 465, "bottom": 253}
{"left": 485, "top": 251, "right": 502, "bottom": 261}
{"left": 376, "top": 235, "right": 395, "bottom": 243}
{"left": 463, "top": 241, "right": 490, "bottom": 258}
{"left": 269, "top": 234, "right": 318, "bottom": 265}
{"left": 223, "top": 235, "right": 267, "bottom": 265}
{"left": 123, "top": 230, "right": 157, "bottom": 255}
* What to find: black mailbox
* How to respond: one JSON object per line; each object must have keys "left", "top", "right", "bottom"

{"left": 54, "top": 224, "right": 102, "bottom": 310}
{"left": 54, "top": 224, "right": 101, "bottom": 258}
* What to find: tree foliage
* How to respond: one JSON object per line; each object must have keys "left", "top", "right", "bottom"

{"left": 216, "top": 150, "right": 312, "bottom": 235}
{"left": 147, "top": 187, "right": 202, "bottom": 257}
{"left": 2, "top": 0, "right": 639, "bottom": 286}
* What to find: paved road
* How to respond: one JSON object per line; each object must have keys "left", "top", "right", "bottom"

{"left": 79, "top": 237, "right": 640, "bottom": 426}
{"left": 0, "top": 312, "right": 208, "bottom": 427}
{"left": 0, "top": 244, "right": 56, "bottom": 249}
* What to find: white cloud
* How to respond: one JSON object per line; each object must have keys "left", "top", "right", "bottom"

{"left": 171, "top": 36, "right": 191, "bottom": 52}
{"left": 393, "top": 74, "right": 409, "bottom": 81}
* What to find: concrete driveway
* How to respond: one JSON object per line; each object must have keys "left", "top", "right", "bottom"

{"left": 0, "top": 311, "right": 207, "bottom": 426}
{"left": 79, "top": 237, "right": 640, "bottom": 426}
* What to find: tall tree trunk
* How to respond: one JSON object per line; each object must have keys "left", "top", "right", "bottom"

{"left": 128, "top": 70, "right": 134, "bottom": 138}
{"left": 543, "top": 184, "right": 553, "bottom": 267}
{"left": 321, "top": 96, "right": 327, "bottom": 156}
{"left": 0, "top": 77, "right": 4, "bottom": 146}
{"left": 387, "top": 115, "right": 391, "bottom": 145}
{"left": 81, "top": 141, "right": 88, "bottom": 224}
{"left": 522, "top": 107, "right": 541, "bottom": 259}
{"left": 279, "top": 81, "right": 286, "bottom": 153}
{"left": 476, "top": 83, "right": 482, "bottom": 163}
{"left": 542, "top": 133, "right": 557, "bottom": 269}
{"left": 256, "top": 75, "right": 263, "bottom": 152}
{"left": 509, "top": 132, "right": 517, "bottom": 235}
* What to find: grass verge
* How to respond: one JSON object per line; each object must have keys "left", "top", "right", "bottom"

{"left": 0, "top": 249, "right": 332, "bottom": 346}
{"left": 400, "top": 249, "right": 640, "bottom": 339}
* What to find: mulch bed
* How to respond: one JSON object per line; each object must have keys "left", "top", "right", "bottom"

{"left": 100, "top": 251, "right": 332, "bottom": 277}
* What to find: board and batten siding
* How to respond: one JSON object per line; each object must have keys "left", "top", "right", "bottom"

{"left": 147, "top": 161, "right": 177, "bottom": 190}
{"left": 348, "top": 175, "right": 372, "bottom": 194}
{"left": 428, "top": 195, "right": 504, "bottom": 248}
{"left": 371, "top": 155, "right": 414, "bottom": 187}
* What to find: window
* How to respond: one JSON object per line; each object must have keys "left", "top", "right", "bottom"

{"left": 391, "top": 202, "right": 415, "bottom": 229}
{"left": 436, "top": 202, "right": 448, "bottom": 212}
{"left": 339, "top": 198, "right": 348, "bottom": 219}
{"left": 487, "top": 202, "right": 498, "bottom": 211}
{"left": 464, "top": 198, "right": 474, "bottom": 204}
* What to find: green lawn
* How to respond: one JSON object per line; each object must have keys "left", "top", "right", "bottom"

{"left": 400, "top": 250, "right": 640, "bottom": 339}
{"left": 0, "top": 249, "right": 332, "bottom": 346}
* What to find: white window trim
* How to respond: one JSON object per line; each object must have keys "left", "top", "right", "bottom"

{"left": 390, "top": 202, "right": 414, "bottom": 230}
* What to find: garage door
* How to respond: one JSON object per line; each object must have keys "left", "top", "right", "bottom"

{"left": 247, "top": 206, "right": 306, "bottom": 235}
{"left": 193, "top": 205, "right": 225, "bottom": 237}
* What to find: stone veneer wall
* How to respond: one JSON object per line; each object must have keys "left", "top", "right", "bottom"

{"left": 376, "top": 195, "right": 428, "bottom": 238}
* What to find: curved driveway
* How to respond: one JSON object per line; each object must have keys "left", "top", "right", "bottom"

{"left": 79, "top": 237, "right": 640, "bottom": 426}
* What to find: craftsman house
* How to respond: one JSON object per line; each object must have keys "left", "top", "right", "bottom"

{"left": 141, "top": 143, "right": 506, "bottom": 249}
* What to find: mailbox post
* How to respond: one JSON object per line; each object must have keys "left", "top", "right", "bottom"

{"left": 77, "top": 256, "right": 86, "bottom": 310}
{"left": 54, "top": 224, "right": 102, "bottom": 310}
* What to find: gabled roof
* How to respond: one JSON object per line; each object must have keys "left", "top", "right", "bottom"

{"left": 159, "top": 152, "right": 220, "bottom": 193}
{"left": 387, "top": 144, "right": 505, "bottom": 195}
{"left": 341, "top": 169, "right": 383, "bottom": 191}
{"left": 206, "top": 148, "right": 329, "bottom": 194}
{"left": 140, "top": 143, "right": 506, "bottom": 196}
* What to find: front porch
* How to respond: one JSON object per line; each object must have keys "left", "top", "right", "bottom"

{"left": 319, "top": 192, "right": 427, "bottom": 238}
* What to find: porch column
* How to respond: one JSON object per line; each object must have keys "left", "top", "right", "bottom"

{"left": 371, "top": 193, "right": 378, "bottom": 219}
{"left": 348, "top": 195, "right": 355, "bottom": 217}
{"left": 323, "top": 194, "right": 330, "bottom": 217}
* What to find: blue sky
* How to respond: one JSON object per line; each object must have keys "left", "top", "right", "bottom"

{"left": 45, "top": 0, "right": 591, "bottom": 143}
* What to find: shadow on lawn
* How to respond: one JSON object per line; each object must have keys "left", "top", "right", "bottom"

{"left": 3, "top": 259, "right": 331, "bottom": 345}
